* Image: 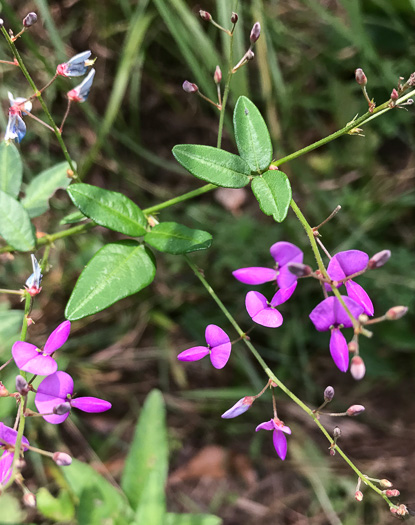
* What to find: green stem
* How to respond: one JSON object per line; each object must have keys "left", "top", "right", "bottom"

{"left": 217, "top": 31, "right": 235, "bottom": 149}
{"left": 0, "top": 26, "right": 77, "bottom": 175}
{"left": 0, "top": 289, "right": 24, "bottom": 296}
{"left": 20, "top": 291, "right": 32, "bottom": 342}
{"left": 143, "top": 185, "right": 217, "bottom": 215}
{"left": 184, "top": 255, "right": 395, "bottom": 510}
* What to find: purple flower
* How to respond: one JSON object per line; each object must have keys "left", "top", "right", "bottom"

{"left": 325, "top": 250, "right": 373, "bottom": 316}
{"left": 233, "top": 241, "right": 303, "bottom": 289}
{"left": 12, "top": 321, "right": 71, "bottom": 376}
{"left": 25, "top": 254, "right": 42, "bottom": 297}
{"left": 245, "top": 282, "right": 296, "bottom": 327}
{"left": 67, "top": 68, "right": 96, "bottom": 103}
{"left": 0, "top": 422, "right": 29, "bottom": 485}
{"left": 177, "top": 325, "right": 231, "bottom": 369}
{"left": 57, "top": 50, "right": 92, "bottom": 77}
{"left": 255, "top": 418, "right": 291, "bottom": 460}
{"left": 35, "top": 371, "right": 112, "bottom": 424}
{"left": 4, "top": 92, "right": 32, "bottom": 144}
{"left": 221, "top": 396, "right": 254, "bottom": 419}
{"left": 309, "top": 296, "right": 364, "bottom": 372}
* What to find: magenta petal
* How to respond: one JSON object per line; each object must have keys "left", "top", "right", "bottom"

{"left": 345, "top": 280, "right": 374, "bottom": 316}
{"left": 310, "top": 296, "right": 364, "bottom": 331}
{"left": 221, "top": 397, "right": 253, "bottom": 419}
{"left": 326, "top": 256, "right": 347, "bottom": 283}
{"left": 281, "top": 425, "right": 292, "bottom": 435}
{"left": 34, "top": 392, "right": 70, "bottom": 424}
{"left": 20, "top": 354, "right": 57, "bottom": 376}
{"left": 0, "top": 423, "right": 29, "bottom": 449}
{"left": 332, "top": 296, "right": 364, "bottom": 327}
{"left": 330, "top": 328, "right": 349, "bottom": 372}
{"left": 246, "top": 291, "right": 268, "bottom": 318}
{"left": 253, "top": 307, "right": 283, "bottom": 328}
{"left": 270, "top": 282, "right": 297, "bottom": 306}
{"left": 36, "top": 371, "right": 74, "bottom": 399}
{"left": 44, "top": 321, "right": 71, "bottom": 354}
{"left": 71, "top": 397, "right": 111, "bottom": 413}
{"left": 276, "top": 264, "right": 300, "bottom": 289}
{"left": 0, "top": 451, "right": 13, "bottom": 484}
{"left": 210, "top": 342, "right": 231, "bottom": 369}
{"left": 273, "top": 429, "right": 288, "bottom": 460}
{"left": 12, "top": 342, "right": 39, "bottom": 369}
{"left": 205, "top": 325, "right": 230, "bottom": 348}
{"left": 270, "top": 242, "right": 303, "bottom": 267}
{"left": 177, "top": 346, "right": 209, "bottom": 362}
{"left": 332, "top": 250, "right": 369, "bottom": 276}
{"left": 232, "top": 267, "right": 277, "bottom": 285}
{"left": 255, "top": 419, "right": 275, "bottom": 431}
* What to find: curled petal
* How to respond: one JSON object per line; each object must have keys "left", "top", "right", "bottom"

{"left": 221, "top": 397, "right": 253, "bottom": 419}
{"left": 273, "top": 429, "right": 288, "bottom": 460}
{"left": 70, "top": 397, "right": 111, "bottom": 413}
{"left": 246, "top": 291, "right": 283, "bottom": 328}
{"left": 44, "top": 321, "right": 71, "bottom": 354}
{"left": 36, "top": 371, "right": 74, "bottom": 400}
{"left": 205, "top": 325, "right": 230, "bottom": 349}
{"left": 330, "top": 328, "right": 349, "bottom": 372}
{"left": 210, "top": 342, "right": 231, "bottom": 369}
{"left": 232, "top": 267, "right": 277, "bottom": 285}
{"left": 309, "top": 296, "right": 364, "bottom": 331}
{"left": 0, "top": 423, "right": 29, "bottom": 449}
{"left": 255, "top": 419, "right": 275, "bottom": 432}
{"left": 270, "top": 242, "right": 303, "bottom": 268}
{"left": 177, "top": 346, "right": 209, "bottom": 362}
{"left": 270, "top": 282, "right": 297, "bottom": 307}
{"left": 345, "top": 280, "right": 374, "bottom": 316}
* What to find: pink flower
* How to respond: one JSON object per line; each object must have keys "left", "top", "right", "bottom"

{"left": 255, "top": 418, "right": 291, "bottom": 460}
{"left": 177, "top": 325, "right": 231, "bottom": 369}
{"left": 245, "top": 283, "right": 296, "bottom": 327}
{"left": 0, "top": 423, "right": 29, "bottom": 485}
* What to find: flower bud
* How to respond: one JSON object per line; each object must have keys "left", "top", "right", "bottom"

{"left": 355, "top": 490, "right": 364, "bottom": 502}
{"left": 0, "top": 381, "right": 9, "bottom": 397}
{"left": 199, "top": 10, "right": 212, "bottom": 22}
{"left": 53, "top": 452, "right": 72, "bottom": 466}
{"left": 391, "top": 88, "right": 399, "bottom": 101}
{"left": 368, "top": 249, "right": 391, "bottom": 269}
{"left": 324, "top": 386, "right": 335, "bottom": 402}
{"left": 231, "top": 12, "right": 238, "bottom": 24}
{"left": 346, "top": 404, "right": 365, "bottom": 417}
{"left": 358, "top": 313, "right": 368, "bottom": 324}
{"left": 386, "top": 306, "right": 408, "bottom": 321}
{"left": 221, "top": 396, "right": 254, "bottom": 419}
{"left": 379, "top": 479, "right": 393, "bottom": 489}
{"left": 23, "top": 492, "right": 36, "bottom": 508}
{"left": 333, "top": 426, "right": 341, "bottom": 439}
{"left": 0, "top": 19, "right": 3, "bottom": 27}
{"left": 214, "top": 65, "right": 222, "bottom": 84}
{"left": 287, "top": 262, "right": 312, "bottom": 277}
{"left": 250, "top": 22, "right": 261, "bottom": 44}
{"left": 53, "top": 402, "right": 71, "bottom": 415}
{"left": 384, "top": 489, "right": 400, "bottom": 497}
{"left": 355, "top": 68, "right": 367, "bottom": 86}
{"left": 329, "top": 448, "right": 336, "bottom": 456}
{"left": 15, "top": 375, "right": 29, "bottom": 396}
{"left": 396, "top": 504, "right": 409, "bottom": 517}
{"left": 23, "top": 12, "right": 38, "bottom": 27}
{"left": 246, "top": 50, "right": 255, "bottom": 61}
{"left": 350, "top": 356, "right": 366, "bottom": 381}
{"left": 182, "top": 80, "right": 198, "bottom": 94}
{"left": 348, "top": 340, "right": 358, "bottom": 354}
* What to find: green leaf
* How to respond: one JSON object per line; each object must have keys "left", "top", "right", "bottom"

{"left": 251, "top": 170, "right": 292, "bottom": 222}
{"left": 67, "top": 183, "right": 147, "bottom": 236}
{"left": 165, "top": 514, "right": 222, "bottom": 525}
{"left": 0, "top": 308, "right": 24, "bottom": 355}
{"left": 121, "top": 390, "right": 168, "bottom": 512}
{"left": 133, "top": 469, "right": 166, "bottom": 524}
{"left": 233, "top": 96, "right": 273, "bottom": 173}
{"left": 65, "top": 241, "right": 156, "bottom": 321}
{"left": 0, "top": 142, "right": 22, "bottom": 198}
{"left": 172, "top": 145, "right": 251, "bottom": 188}
{"left": 37, "top": 488, "right": 75, "bottom": 521}
{"left": 0, "top": 190, "right": 36, "bottom": 251}
{"left": 62, "top": 459, "right": 133, "bottom": 524}
{"left": 144, "top": 222, "right": 212, "bottom": 254}
{"left": 60, "top": 210, "right": 88, "bottom": 225}
{"left": 21, "top": 161, "right": 72, "bottom": 218}
{"left": 0, "top": 493, "right": 25, "bottom": 523}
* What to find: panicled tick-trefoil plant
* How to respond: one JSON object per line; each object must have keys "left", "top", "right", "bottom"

{"left": 0, "top": 5, "right": 413, "bottom": 522}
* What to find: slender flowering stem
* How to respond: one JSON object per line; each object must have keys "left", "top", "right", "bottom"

{"left": 20, "top": 291, "right": 32, "bottom": 343}
{"left": 0, "top": 26, "right": 77, "bottom": 175}
{"left": 0, "top": 289, "right": 24, "bottom": 296}
{"left": 1, "top": 399, "right": 26, "bottom": 491}
{"left": 185, "top": 255, "right": 396, "bottom": 511}
{"left": 217, "top": 30, "right": 235, "bottom": 149}
{"left": 143, "top": 185, "right": 217, "bottom": 215}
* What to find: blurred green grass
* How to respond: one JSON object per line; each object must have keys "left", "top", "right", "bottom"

{"left": 0, "top": 0, "right": 414, "bottom": 523}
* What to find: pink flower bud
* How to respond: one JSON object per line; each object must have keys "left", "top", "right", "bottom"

{"left": 246, "top": 49, "right": 255, "bottom": 61}
{"left": 199, "top": 10, "right": 212, "bottom": 22}
{"left": 355, "top": 490, "right": 364, "bottom": 502}
{"left": 333, "top": 426, "right": 341, "bottom": 439}
{"left": 348, "top": 340, "right": 358, "bottom": 353}
{"left": 386, "top": 306, "right": 408, "bottom": 320}
{"left": 23, "top": 492, "right": 36, "bottom": 508}
{"left": 355, "top": 68, "right": 367, "bottom": 86}
{"left": 23, "top": 12, "right": 38, "bottom": 28}
{"left": 397, "top": 505, "right": 409, "bottom": 517}
{"left": 0, "top": 381, "right": 9, "bottom": 397}
{"left": 324, "top": 386, "right": 335, "bottom": 402}
{"left": 350, "top": 356, "right": 366, "bottom": 381}
{"left": 53, "top": 452, "right": 72, "bottom": 466}
{"left": 53, "top": 402, "right": 71, "bottom": 415}
{"left": 346, "top": 404, "right": 365, "bottom": 416}
{"left": 329, "top": 448, "right": 336, "bottom": 456}
{"left": 391, "top": 88, "right": 399, "bottom": 101}
{"left": 221, "top": 396, "right": 254, "bottom": 419}
{"left": 214, "top": 65, "right": 222, "bottom": 84}
{"left": 379, "top": 479, "right": 393, "bottom": 489}
{"left": 231, "top": 12, "right": 238, "bottom": 24}
{"left": 287, "top": 262, "right": 312, "bottom": 277}
{"left": 182, "top": 80, "right": 198, "bottom": 94}
{"left": 384, "top": 489, "right": 400, "bottom": 497}
{"left": 368, "top": 249, "right": 391, "bottom": 269}
{"left": 16, "top": 375, "right": 29, "bottom": 395}
{"left": 250, "top": 22, "right": 261, "bottom": 44}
